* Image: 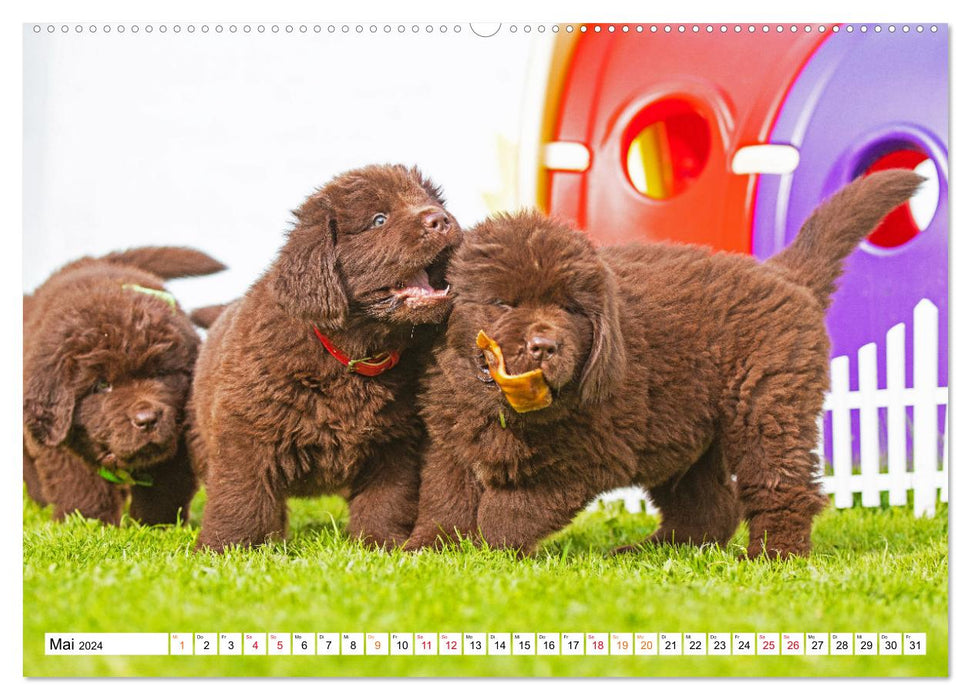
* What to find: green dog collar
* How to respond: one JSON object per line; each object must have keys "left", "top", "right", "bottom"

{"left": 97, "top": 466, "right": 153, "bottom": 488}
{"left": 122, "top": 283, "right": 177, "bottom": 311}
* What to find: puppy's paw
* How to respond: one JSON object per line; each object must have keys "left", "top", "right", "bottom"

{"left": 193, "top": 540, "right": 221, "bottom": 554}
{"left": 610, "top": 540, "right": 649, "bottom": 556}
{"left": 193, "top": 534, "right": 236, "bottom": 554}
{"left": 350, "top": 526, "right": 412, "bottom": 551}
{"left": 355, "top": 535, "right": 395, "bottom": 551}
{"left": 611, "top": 528, "right": 680, "bottom": 554}
{"left": 744, "top": 541, "right": 806, "bottom": 561}
{"left": 401, "top": 535, "right": 440, "bottom": 552}
{"left": 403, "top": 525, "right": 465, "bottom": 552}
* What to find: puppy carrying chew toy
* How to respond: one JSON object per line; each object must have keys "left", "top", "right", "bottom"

{"left": 476, "top": 331, "right": 552, "bottom": 414}
{"left": 189, "top": 164, "right": 460, "bottom": 551}
{"left": 406, "top": 170, "right": 923, "bottom": 559}
{"left": 23, "top": 247, "right": 226, "bottom": 525}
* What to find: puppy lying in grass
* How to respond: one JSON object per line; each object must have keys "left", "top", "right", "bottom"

{"left": 190, "top": 164, "right": 460, "bottom": 551}
{"left": 23, "top": 247, "right": 225, "bottom": 525}
{"left": 407, "top": 170, "right": 922, "bottom": 559}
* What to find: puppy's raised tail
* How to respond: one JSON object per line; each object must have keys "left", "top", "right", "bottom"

{"left": 768, "top": 169, "right": 924, "bottom": 309}
{"left": 102, "top": 247, "right": 226, "bottom": 280}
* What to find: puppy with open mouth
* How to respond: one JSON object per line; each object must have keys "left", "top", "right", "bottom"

{"left": 407, "top": 170, "right": 922, "bottom": 559}
{"left": 190, "top": 164, "right": 459, "bottom": 551}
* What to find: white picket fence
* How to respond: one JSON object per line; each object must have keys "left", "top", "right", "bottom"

{"left": 820, "top": 299, "right": 948, "bottom": 516}
{"left": 596, "top": 299, "right": 949, "bottom": 518}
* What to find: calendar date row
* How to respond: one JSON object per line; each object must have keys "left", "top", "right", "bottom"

{"left": 47, "top": 632, "right": 926, "bottom": 656}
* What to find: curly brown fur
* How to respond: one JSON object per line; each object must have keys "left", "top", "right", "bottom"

{"left": 189, "top": 164, "right": 460, "bottom": 552}
{"left": 408, "top": 170, "right": 923, "bottom": 559}
{"left": 23, "top": 247, "right": 225, "bottom": 525}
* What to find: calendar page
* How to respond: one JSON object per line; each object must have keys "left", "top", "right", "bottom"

{"left": 21, "top": 17, "right": 949, "bottom": 678}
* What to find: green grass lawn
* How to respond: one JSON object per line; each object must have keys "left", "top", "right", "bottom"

{"left": 23, "top": 489, "right": 948, "bottom": 677}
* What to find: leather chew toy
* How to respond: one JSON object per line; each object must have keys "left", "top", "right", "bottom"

{"left": 476, "top": 330, "right": 553, "bottom": 413}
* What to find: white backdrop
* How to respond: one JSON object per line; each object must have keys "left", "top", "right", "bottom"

{"left": 23, "top": 25, "right": 539, "bottom": 310}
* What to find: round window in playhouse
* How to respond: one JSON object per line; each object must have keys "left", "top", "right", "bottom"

{"left": 623, "top": 99, "right": 711, "bottom": 200}
{"left": 861, "top": 148, "right": 940, "bottom": 248}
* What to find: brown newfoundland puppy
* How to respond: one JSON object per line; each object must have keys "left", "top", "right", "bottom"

{"left": 190, "top": 164, "right": 459, "bottom": 551}
{"left": 23, "top": 247, "right": 226, "bottom": 525}
{"left": 407, "top": 170, "right": 922, "bottom": 559}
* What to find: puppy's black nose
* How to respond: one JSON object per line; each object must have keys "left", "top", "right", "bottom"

{"left": 131, "top": 408, "right": 161, "bottom": 430}
{"left": 528, "top": 336, "right": 558, "bottom": 362}
{"left": 422, "top": 210, "right": 451, "bottom": 235}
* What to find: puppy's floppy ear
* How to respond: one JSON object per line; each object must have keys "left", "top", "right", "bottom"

{"left": 272, "top": 204, "right": 349, "bottom": 329}
{"left": 23, "top": 354, "right": 75, "bottom": 447}
{"left": 579, "top": 264, "right": 627, "bottom": 404}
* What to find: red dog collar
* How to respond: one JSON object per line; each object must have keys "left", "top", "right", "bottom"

{"left": 312, "top": 326, "right": 401, "bottom": 377}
